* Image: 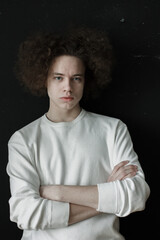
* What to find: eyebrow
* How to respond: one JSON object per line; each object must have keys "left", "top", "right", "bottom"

{"left": 53, "top": 72, "right": 84, "bottom": 76}
{"left": 53, "top": 73, "right": 64, "bottom": 76}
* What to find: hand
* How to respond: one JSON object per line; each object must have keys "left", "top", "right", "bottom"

{"left": 107, "top": 161, "right": 138, "bottom": 182}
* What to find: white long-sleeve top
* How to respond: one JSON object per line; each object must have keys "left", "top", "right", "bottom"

{"left": 7, "top": 109, "right": 150, "bottom": 240}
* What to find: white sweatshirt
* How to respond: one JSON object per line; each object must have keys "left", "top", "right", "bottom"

{"left": 7, "top": 109, "right": 150, "bottom": 240}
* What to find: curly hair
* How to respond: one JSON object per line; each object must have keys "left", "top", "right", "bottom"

{"left": 14, "top": 27, "right": 114, "bottom": 98}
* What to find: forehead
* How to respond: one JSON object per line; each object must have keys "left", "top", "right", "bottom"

{"left": 49, "top": 55, "right": 85, "bottom": 73}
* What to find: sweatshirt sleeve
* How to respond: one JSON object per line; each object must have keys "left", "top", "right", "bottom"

{"left": 97, "top": 121, "right": 150, "bottom": 217}
{"left": 7, "top": 132, "right": 70, "bottom": 230}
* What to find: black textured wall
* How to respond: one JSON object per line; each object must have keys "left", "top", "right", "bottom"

{"left": 0, "top": 0, "right": 159, "bottom": 239}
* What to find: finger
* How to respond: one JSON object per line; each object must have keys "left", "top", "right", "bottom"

{"left": 116, "top": 166, "right": 138, "bottom": 180}
{"left": 111, "top": 161, "right": 129, "bottom": 176}
{"left": 113, "top": 164, "right": 138, "bottom": 176}
{"left": 108, "top": 162, "right": 138, "bottom": 182}
{"left": 121, "top": 165, "right": 138, "bottom": 172}
{"left": 109, "top": 165, "right": 138, "bottom": 181}
{"left": 122, "top": 171, "right": 137, "bottom": 180}
{"left": 108, "top": 162, "right": 128, "bottom": 182}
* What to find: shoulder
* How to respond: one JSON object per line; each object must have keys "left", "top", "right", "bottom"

{"left": 84, "top": 110, "right": 126, "bottom": 130}
{"left": 8, "top": 115, "right": 44, "bottom": 145}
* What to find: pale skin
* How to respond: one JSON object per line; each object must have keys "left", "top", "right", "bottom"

{"left": 40, "top": 55, "right": 138, "bottom": 225}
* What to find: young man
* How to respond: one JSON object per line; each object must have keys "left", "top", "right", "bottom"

{"left": 7, "top": 28, "right": 150, "bottom": 240}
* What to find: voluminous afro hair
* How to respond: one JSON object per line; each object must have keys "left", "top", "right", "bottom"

{"left": 14, "top": 27, "right": 114, "bottom": 98}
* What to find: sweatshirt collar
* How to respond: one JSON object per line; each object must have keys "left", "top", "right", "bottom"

{"left": 42, "top": 108, "right": 86, "bottom": 127}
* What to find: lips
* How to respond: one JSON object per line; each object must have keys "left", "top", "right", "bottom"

{"left": 60, "top": 96, "right": 74, "bottom": 101}
{"left": 60, "top": 97, "right": 74, "bottom": 99}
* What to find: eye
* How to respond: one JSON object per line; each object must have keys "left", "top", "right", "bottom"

{"left": 54, "top": 76, "right": 62, "bottom": 81}
{"left": 73, "top": 77, "right": 81, "bottom": 81}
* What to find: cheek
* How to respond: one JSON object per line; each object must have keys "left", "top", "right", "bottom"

{"left": 76, "top": 86, "right": 84, "bottom": 99}
{"left": 47, "top": 81, "right": 57, "bottom": 93}
{"left": 47, "top": 84, "right": 56, "bottom": 98}
{"left": 81, "top": 83, "right": 85, "bottom": 95}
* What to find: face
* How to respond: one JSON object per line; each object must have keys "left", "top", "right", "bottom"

{"left": 47, "top": 55, "right": 85, "bottom": 112}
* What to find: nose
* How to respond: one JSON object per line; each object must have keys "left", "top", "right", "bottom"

{"left": 63, "top": 78, "right": 73, "bottom": 93}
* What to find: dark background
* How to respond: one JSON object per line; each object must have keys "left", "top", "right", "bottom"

{"left": 0, "top": 0, "right": 159, "bottom": 239}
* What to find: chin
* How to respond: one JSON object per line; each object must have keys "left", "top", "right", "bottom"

{"left": 61, "top": 103, "right": 79, "bottom": 111}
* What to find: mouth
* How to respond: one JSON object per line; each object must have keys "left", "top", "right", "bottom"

{"left": 60, "top": 97, "right": 74, "bottom": 102}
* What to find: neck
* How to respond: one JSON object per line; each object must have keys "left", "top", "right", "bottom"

{"left": 47, "top": 105, "right": 82, "bottom": 123}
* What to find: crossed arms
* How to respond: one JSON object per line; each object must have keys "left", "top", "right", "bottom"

{"left": 7, "top": 126, "right": 150, "bottom": 230}
{"left": 40, "top": 161, "right": 138, "bottom": 225}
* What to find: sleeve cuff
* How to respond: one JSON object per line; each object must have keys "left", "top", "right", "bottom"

{"left": 97, "top": 182, "right": 117, "bottom": 214}
{"left": 50, "top": 201, "right": 70, "bottom": 228}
